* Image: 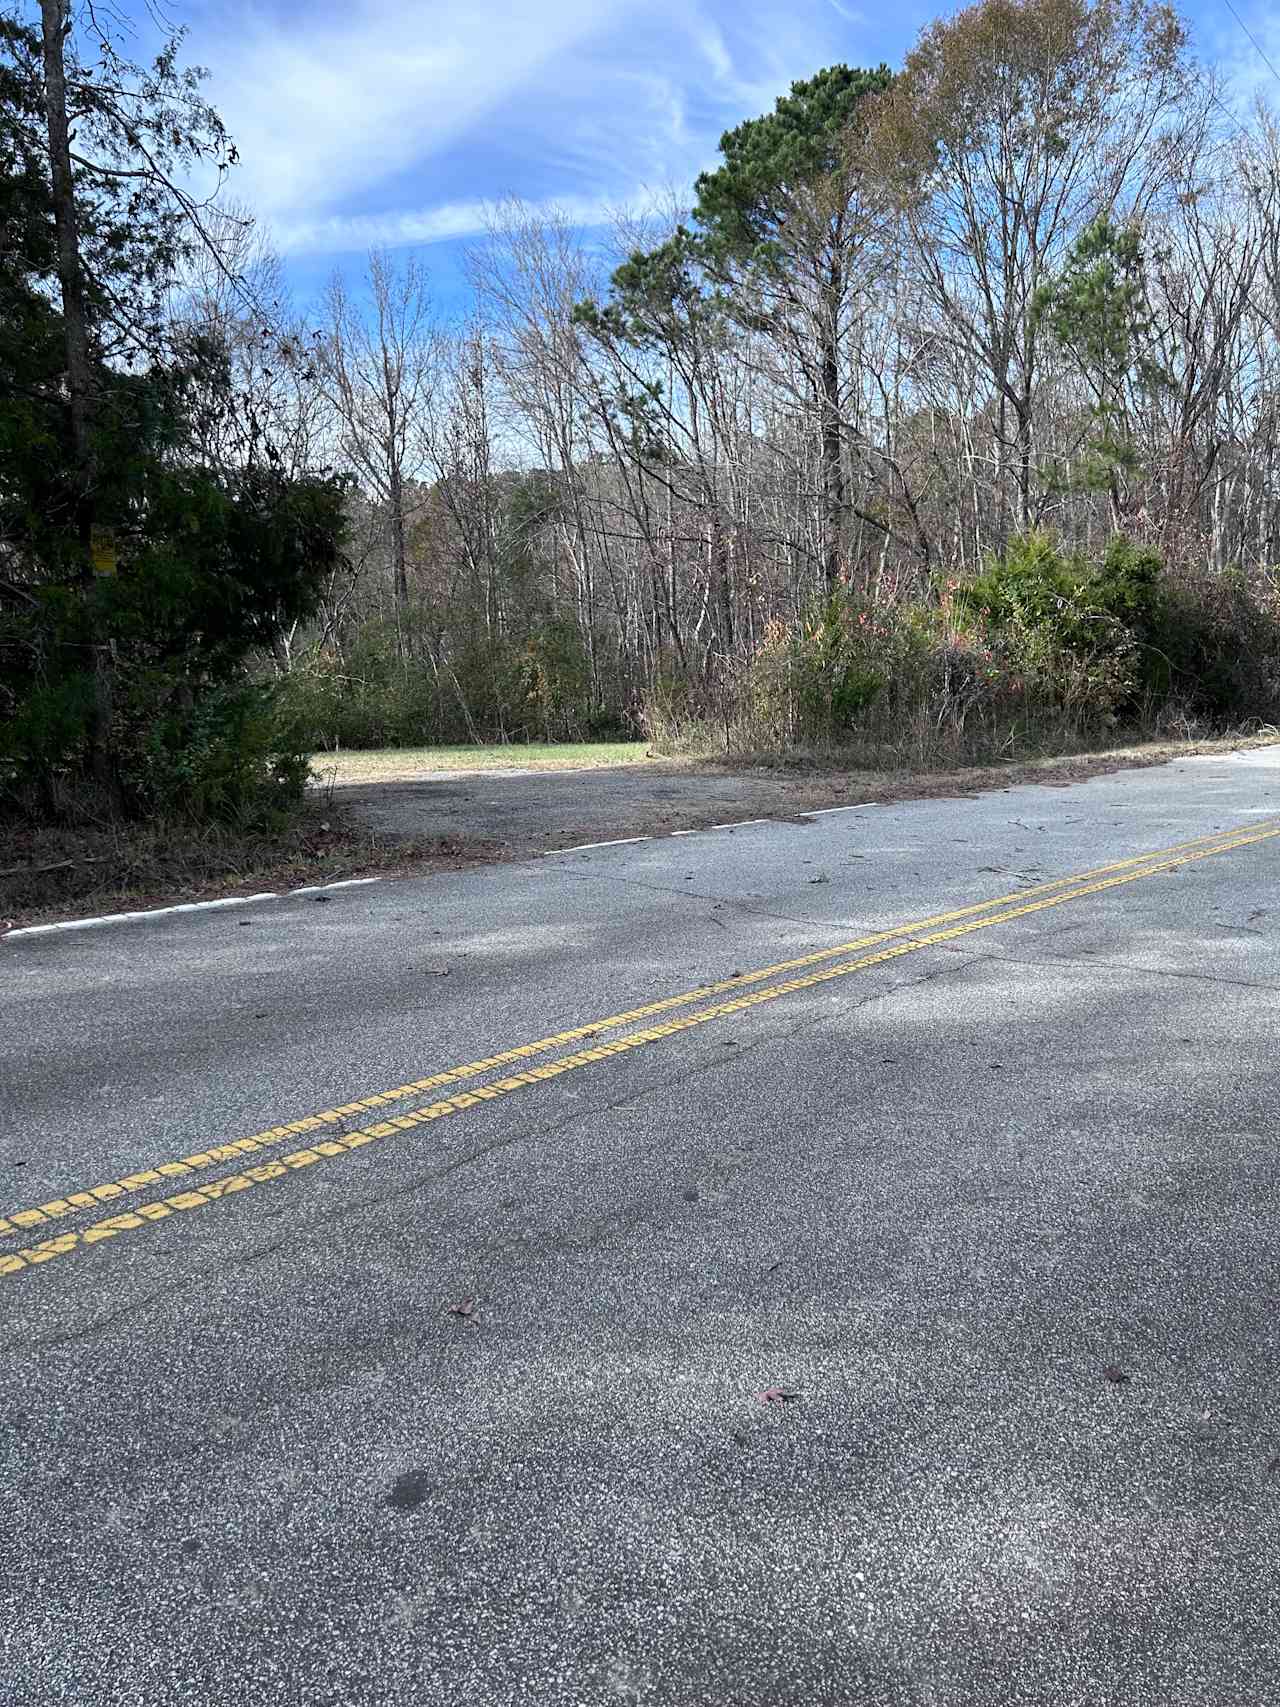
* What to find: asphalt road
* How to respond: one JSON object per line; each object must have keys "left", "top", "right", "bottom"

{"left": 2, "top": 748, "right": 1280, "bottom": 1707}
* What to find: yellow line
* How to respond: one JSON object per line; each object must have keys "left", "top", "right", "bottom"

{"left": 0, "top": 818, "right": 1273, "bottom": 1247}
{"left": 2, "top": 821, "right": 1277, "bottom": 1282}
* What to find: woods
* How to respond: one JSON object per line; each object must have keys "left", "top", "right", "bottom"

{"left": 4, "top": 0, "right": 1280, "bottom": 829}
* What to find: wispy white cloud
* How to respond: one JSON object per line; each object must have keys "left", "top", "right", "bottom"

{"left": 681, "top": 0, "right": 862, "bottom": 124}
{"left": 181, "top": 0, "right": 886, "bottom": 264}
{"left": 270, "top": 191, "right": 628, "bottom": 256}
{"left": 201, "top": 0, "right": 641, "bottom": 221}
{"left": 1201, "top": 1, "right": 1280, "bottom": 116}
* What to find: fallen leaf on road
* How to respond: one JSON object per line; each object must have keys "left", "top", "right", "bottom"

{"left": 1102, "top": 1364, "right": 1131, "bottom": 1385}
{"left": 447, "top": 1298, "right": 475, "bottom": 1318}
{"left": 808, "top": 873, "right": 829, "bottom": 884}
{"left": 758, "top": 1386, "right": 801, "bottom": 1404}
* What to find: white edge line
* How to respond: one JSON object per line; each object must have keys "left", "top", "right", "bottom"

{"left": 560, "top": 836, "right": 650, "bottom": 853}
{"left": 548, "top": 807, "right": 875, "bottom": 854}
{"left": 3, "top": 892, "right": 279, "bottom": 939}
{"left": 289, "top": 877, "right": 383, "bottom": 894}
{"left": 3, "top": 877, "right": 384, "bottom": 941}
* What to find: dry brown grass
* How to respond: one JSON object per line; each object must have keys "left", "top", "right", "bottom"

{"left": 0, "top": 803, "right": 503, "bottom": 931}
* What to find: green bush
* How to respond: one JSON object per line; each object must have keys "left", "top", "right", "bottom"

{"left": 276, "top": 615, "right": 631, "bottom": 752}
{"left": 961, "top": 531, "right": 1160, "bottom": 657}
{"left": 1092, "top": 536, "right": 1163, "bottom": 634}
{"left": 962, "top": 531, "right": 1082, "bottom": 632}
{"left": 1154, "top": 566, "right": 1280, "bottom": 723}
{"left": 511, "top": 618, "right": 595, "bottom": 740}
{"left": 0, "top": 667, "right": 94, "bottom": 786}
{"left": 126, "top": 679, "right": 311, "bottom": 826}
{"left": 273, "top": 623, "right": 454, "bottom": 751}
{"left": 0, "top": 645, "right": 313, "bottom": 826}
{"left": 666, "top": 539, "right": 1176, "bottom": 762}
{"left": 957, "top": 532, "right": 1169, "bottom": 721}
{"left": 791, "top": 596, "right": 885, "bottom": 734}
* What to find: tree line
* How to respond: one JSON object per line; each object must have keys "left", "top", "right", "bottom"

{"left": 4, "top": 0, "right": 1280, "bottom": 827}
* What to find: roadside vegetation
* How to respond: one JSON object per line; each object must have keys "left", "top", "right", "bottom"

{"left": 3, "top": 0, "right": 1280, "bottom": 917}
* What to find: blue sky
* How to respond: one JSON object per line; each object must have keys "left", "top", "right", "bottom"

{"left": 111, "top": 0, "right": 1280, "bottom": 316}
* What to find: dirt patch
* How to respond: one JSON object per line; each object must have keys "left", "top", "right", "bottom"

{"left": 336, "top": 735, "right": 1279, "bottom": 854}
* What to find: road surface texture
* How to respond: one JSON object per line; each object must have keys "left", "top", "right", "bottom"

{"left": 2, "top": 747, "right": 1279, "bottom": 1707}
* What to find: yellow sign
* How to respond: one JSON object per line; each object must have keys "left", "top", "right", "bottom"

{"left": 90, "top": 527, "right": 117, "bottom": 577}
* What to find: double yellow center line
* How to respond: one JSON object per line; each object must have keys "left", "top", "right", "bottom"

{"left": 3, "top": 818, "right": 1276, "bottom": 1281}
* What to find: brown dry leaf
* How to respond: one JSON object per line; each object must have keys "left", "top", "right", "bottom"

{"left": 447, "top": 1298, "right": 475, "bottom": 1318}
{"left": 758, "top": 1386, "right": 801, "bottom": 1404}
{"left": 1102, "top": 1364, "right": 1131, "bottom": 1385}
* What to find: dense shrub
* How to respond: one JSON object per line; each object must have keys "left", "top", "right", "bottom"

{"left": 640, "top": 533, "right": 1280, "bottom": 762}
{"left": 0, "top": 644, "right": 316, "bottom": 828}
{"left": 275, "top": 614, "right": 631, "bottom": 751}
{"left": 959, "top": 531, "right": 1159, "bottom": 708}
{"left": 129, "top": 680, "right": 311, "bottom": 825}
{"left": 1154, "top": 566, "right": 1280, "bottom": 723}
{"left": 273, "top": 626, "right": 446, "bottom": 751}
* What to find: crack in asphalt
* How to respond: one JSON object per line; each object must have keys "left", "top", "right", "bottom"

{"left": 935, "top": 941, "right": 1280, "bottom": 993}
{"left": 548, "top": 860, "right": 871, "bottom": 933}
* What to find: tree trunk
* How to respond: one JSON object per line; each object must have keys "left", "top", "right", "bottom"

{"left": 1017, "top": 407, "right": 1033, "bottom": 532}
{"left": 820, "top": 320, "right": 844, "bottom": 594}
{"left": 40, "top": 0, "right": 118, "bottom": 808}
{"left": 388, "top": 465, "right": 408, "bottom": 657}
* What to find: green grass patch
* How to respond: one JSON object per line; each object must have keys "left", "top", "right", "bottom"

{"left": 312, "top": 741, "right": 653, "bottom": 785}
